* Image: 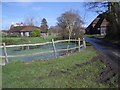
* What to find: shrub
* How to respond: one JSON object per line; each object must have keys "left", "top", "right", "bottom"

{"left": 31, "top": 29, "right": 40, "bottom": 37}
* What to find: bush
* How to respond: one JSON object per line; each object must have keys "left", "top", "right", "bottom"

{"left": 31, "top": 29, "right": 40, "bottom": 37}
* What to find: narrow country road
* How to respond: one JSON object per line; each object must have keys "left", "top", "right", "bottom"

{"left": 85, "top": 37, "right": 120, "bottom": 74}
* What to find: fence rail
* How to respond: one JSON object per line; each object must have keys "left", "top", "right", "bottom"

{"left": 0, "top": 38, "right": 86, "bottom": 65}
{"left": 0, "top": 42, "right": 52, "bottom": 48}
{"left": 0, "top": 39, "right": 79, "bottom": 48}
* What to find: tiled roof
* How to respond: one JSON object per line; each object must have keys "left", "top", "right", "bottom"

{"left": 92, "top": 18, "right": 100, "bottom": 24}
{"left": 86, "top": 12, "right": 109, "bottom": 29}
{"left": 100, "top": 19, "right": 109, "bottom": 27}
{"left": 21, "top": 26, "right": 40, "bottom": 31}
{"left": 9, "top": 26, "right": 40, "bottom": 32}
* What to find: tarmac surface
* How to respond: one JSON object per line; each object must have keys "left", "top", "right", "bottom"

{"left": 85, "top": 37, "right": 120, "bottom": 75}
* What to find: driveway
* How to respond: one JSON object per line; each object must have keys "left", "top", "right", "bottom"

{"left": 85, "top": 37, "right": 120, "bottom": 74}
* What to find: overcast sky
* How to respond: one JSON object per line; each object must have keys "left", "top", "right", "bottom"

{"left": 2, "top": 2, "right": 99, "bottom": 30}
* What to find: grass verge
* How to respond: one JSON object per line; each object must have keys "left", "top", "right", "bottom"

{"left": 2, "top": 35, "right": 56, "bottom": 45}
{"left": 2, "top": 46, "right": 118, "bottom": 88}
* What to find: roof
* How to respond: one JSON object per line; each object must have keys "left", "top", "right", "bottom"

{"left": 86, "top": 12, "right": 109, "bottom": 30}
{"left": 100, "top": 19, "right": 109, "bottom": 27}
{"left": 21, "top": 26, "right": 40, "bottom": 31}
{"left": 9, "top": 26, "right": 40, "bottom": 32}
{"left": 92, "top": 18, "right": 100, "bottom": 24}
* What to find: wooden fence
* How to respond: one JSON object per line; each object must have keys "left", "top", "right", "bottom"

{"left": 0, "top": 38, "right": 86, "bottom": 65}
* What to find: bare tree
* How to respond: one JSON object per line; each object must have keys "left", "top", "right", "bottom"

{"left": 24, "top": 17, "right": 35, "bottom": 26}
{"left": 57, "top": 10, "right": 84, "bottom": 40}
{"left": 48, "top": 26, "right": 59, "bottom": 35}
{"left": 84, "top": 2, "right": 108, "bottom": 14}
{"left": 85, "top": 2, "right": 119, "bottom": 23}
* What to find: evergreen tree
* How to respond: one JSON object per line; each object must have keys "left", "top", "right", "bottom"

{"left": 40, "top": 18, "right": 48, "bottom": 33}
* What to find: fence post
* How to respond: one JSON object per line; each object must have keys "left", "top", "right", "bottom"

{"left": 78, "top": 38, "right": 80, "bottom": 52}
{"left": 52, "top": 39, "right": 57, "bottom": 58}
{"left": 83, "top": 38, "right": 86, "bottom": 48}
{"left": 27, "top": 45, "right": 29, "bottom": 50}
{"left": 21, "top": 46, "right": 24, "bottom": 50}
{"left": 3, "top": 43, "right": 9, "bottom": 63}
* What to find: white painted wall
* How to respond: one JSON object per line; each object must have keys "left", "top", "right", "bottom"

{"left": 25, "top": 32, "right": 30, "bottom": 36}
{"left": 20, "top": 32, "right": 23, "bottom": 36}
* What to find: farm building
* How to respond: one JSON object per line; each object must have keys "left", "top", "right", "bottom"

{"left": 9, "top": 26, "right": 40, "bottom": 36}
{"left": 86, "top": 13, "right": 109, "bottom": 35}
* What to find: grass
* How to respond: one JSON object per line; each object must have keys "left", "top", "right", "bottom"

{"left": 0, "top": 66, "right": 1, "bottom": 89}
{"left": 2, "top": 46, "right": 118, "bottom": 88}
{"left": 2, "top": 35, "right": 56, "bottom": 45}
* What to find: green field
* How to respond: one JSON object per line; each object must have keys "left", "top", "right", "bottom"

{"left": 0, "top": 66, "right": 1, "bottom": 89}
{"left": 2, "top": 35, "right": 56, "bottom": 45}
{"left": 2, "top": 46, "right": 118, "bottom": 88}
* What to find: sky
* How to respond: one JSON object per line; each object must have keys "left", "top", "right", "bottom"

{"left": 2, "top": 2, "right": 99, "bottom": 30}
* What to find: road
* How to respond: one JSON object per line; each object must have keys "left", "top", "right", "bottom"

{"left": 85, "top": 37, "right": 120, "bottom": 74}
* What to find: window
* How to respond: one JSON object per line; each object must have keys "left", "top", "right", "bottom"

{"left": 100, "top": 27, "right": 106, "bottom": 35}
